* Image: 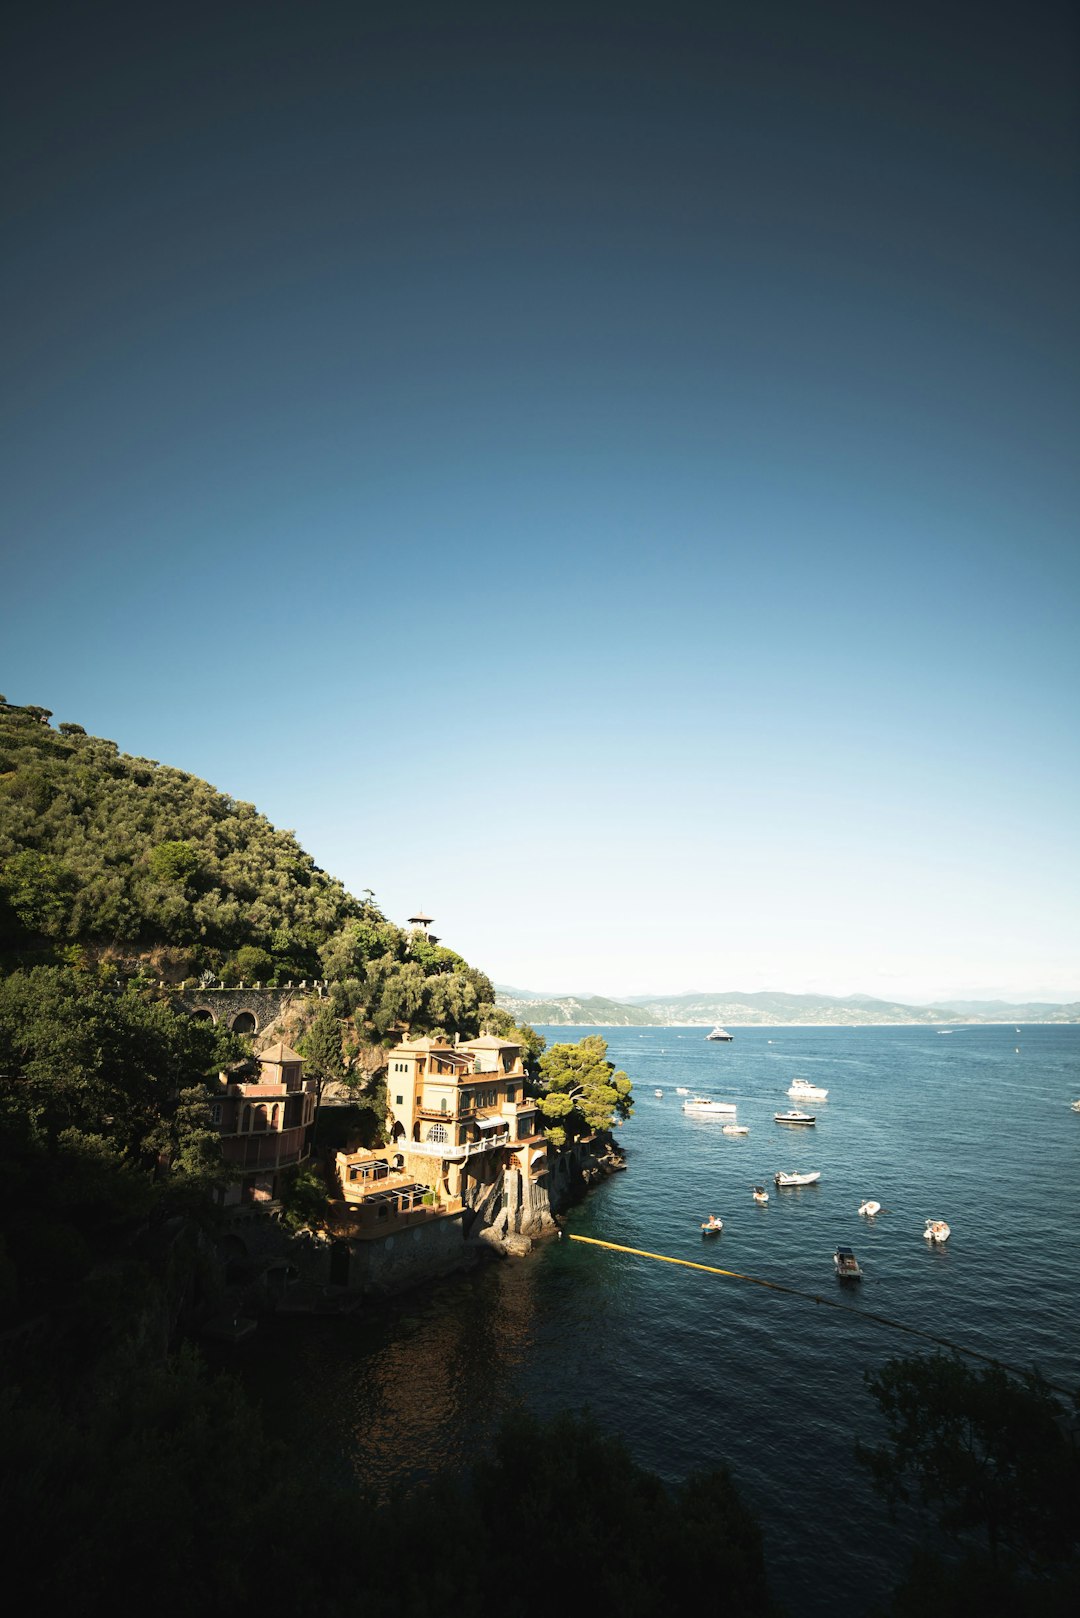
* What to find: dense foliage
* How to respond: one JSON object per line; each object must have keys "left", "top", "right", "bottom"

{"left": 0, "top": 963, "right": 251, "bottom": 1324}
{"left": 0, "top": 701, "right": 359, "bottom": 977}
{"left": 857, "top": 1353, "right": 1080, "bottom": 1614}
{"left": 0, "top": 702, "right": 500, "bottom": 1039}
{"left": 0, "top": 1371, "right": 777, "bottom": 1618}
{"left": 536, "top": 1033, "right": 633, "bottom": 1145}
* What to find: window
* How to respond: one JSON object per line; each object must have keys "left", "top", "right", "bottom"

{"left": 210, "top": 1103, "right": 222, "bottom": 1125}
{"left": 427, "top": 1122, "right": 448, "bottom": 1144}
{"left": 396, "top": 1095, "right": 404, "bottom": 1106}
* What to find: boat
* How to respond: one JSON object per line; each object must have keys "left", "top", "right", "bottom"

{"left": 774, "top": 1110, "right": 816, "bottom": 1125}
{"left": 706, "top": 1026, "right": 733, "bottom": 1041}
{"left": 924, "top": 1219, "right": 951, "bottom": 1244}
{"left": 722, "top": 1123, "right": 749, "bottom": 1135}
{"left": 774, "top": 1170, "right": 821, "bottom": 1187}
{"left": 752, "top": 1185, "right": 769, "bottom": 1203}
{"left": 858, "top": 1200, "right": 881, "bottom": 1217}
{"left": 682, "top": 1097, "right": 738, "bottom": 1117}
{"left": 1071, "top": 1100, "right": 1080, "bottom": 1112}
{"left": 834, "top": 1246, "right": 863, "bottom": 1281}
{"left": 675, "top": 1087, "right": 689, "bottom": 1095}
{"left": 654, "top": 1089, "right": 664, "bottom": 1097}
{"left": 700, "top": 1216, "right": 724, "bottom": 1234}
{"left": 787, "top": 1078, "right": 828, "bottom": 1100}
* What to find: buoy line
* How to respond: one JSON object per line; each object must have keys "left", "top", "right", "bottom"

{"left": 567, "top": 1235, "right": 1071, "bottom": 1392}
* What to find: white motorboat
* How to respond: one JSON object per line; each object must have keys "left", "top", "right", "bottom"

{"left": 706, "top": 1026, "right": 733, "bottom": 1041}
{"left": 774, "top": 1170, "right": 821, "bottom": 1187}
{"left": 1071, "top": 1100, "right": 1080, "bottom": 1112}
{"left": 654, "top": 1089, "right": 664, "bottom": 1097}
{"left": 722, "top": 1123, "right": 749, "bottom": 1135}
{"left": 834, "top": 1246, "right": 863, "bottom": 1281}
{"left": 924, "top": 1219, "right": 951, "bottom": 1244}
{"left": 682, "top": 1097, "right": 738, "bottom": 1118}
{"left": 787, "top": 1078, "right": 828, "bottom": 1101}
{"left": 675, "top": 1087, "right": 689, "bottom": 1095}
{"left": 774, "top": 1110, "right": 816, "bottom": 1126}
{"left": 858, "top": 1200, "right": 882, "bottom": 1217}
{"left": 752, "top": 1185, "right": 769, "bottom": 1204}
{"left": 700, "top": 1215, "right": 724, "bottom": 1234}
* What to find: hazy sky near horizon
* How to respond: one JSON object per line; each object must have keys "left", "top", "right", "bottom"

{"left": 3, "top": 1, "right": 1078, "bottom": 1003}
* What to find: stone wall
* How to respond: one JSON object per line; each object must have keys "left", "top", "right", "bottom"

{"left": 169, "top": 983, "right": 326, "bottom": 1040}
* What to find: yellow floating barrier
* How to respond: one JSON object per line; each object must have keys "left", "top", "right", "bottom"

{"left": 567, "top": 1234, "right": 1064, "bottom": 1387}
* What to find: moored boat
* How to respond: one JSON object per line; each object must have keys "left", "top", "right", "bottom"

{"left": 706, "top": 1026, "right": 733, "bottom": 1041}
{"left": 858, "top": 1200, "right": 882, "bottom": 1217}
{"left": 654, "top": 1089, "right": 664, "bottom": 1097}
{"left": 682, "top": 1097, "right": 738, "bottom": 1117}
{"left": 924, "top": 1219, "right": 951, "bottom": 1244}
{"left": 752, "top": 1185, "right": 769, "bottom": 1203}
{"left": 722, "top": 1123, "right": 749, "bottom": 1135}
{"left": 834, "top": 1245, "right": 863, "bottom": 1280}
{"left": 774, "top": 1110, "right": 816, "bottom": 1125}
{"left": 700, "top": 1215, "right": 724, "bottom": 1234}
{"left": 774, "top": 1170, "right": 821, "bottom": 1187}
{"left": 676, "top": 1087, "right": 689, "bottom": 1095}
{"left": 787, "top": 1078, "right": 828, "bottom": 1100}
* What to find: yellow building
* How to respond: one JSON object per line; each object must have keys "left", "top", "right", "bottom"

{"left": 385, "top": 1034, "right": 547, "bottom": 1207}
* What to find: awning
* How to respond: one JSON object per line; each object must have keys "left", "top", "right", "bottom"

{"left": 476, "top": 1116, "right": 509, "bottom": 1131}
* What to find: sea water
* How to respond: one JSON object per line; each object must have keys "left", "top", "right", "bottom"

{"left": 243, "top": 1024, "right": 1080, "bottom": 1615}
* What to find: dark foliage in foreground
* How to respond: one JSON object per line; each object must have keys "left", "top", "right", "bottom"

{"left": 0, "top": 1351, "right": 776, "bottom": 1618}
{"left": 858, "top": 1353, "right": 1080, "bottom": 1615}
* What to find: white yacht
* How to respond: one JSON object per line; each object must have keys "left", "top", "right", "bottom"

{"left": 706, "top": 1026, "right": 733, "bottom": 1042}
{"left": 774, "top": 1110, "right": 816, "bottom": 1126}
{"left": 787, "top": 1078, "right": 828, "bottom": 1101}
{"left": 774, "top": 1170, "right": 821, "bottom": 1187}
{"left": 682, "top": 1097, "right": 738, "bottom": 1118}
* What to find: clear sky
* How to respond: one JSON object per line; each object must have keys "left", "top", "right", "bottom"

{"left": 3, "top": 1, "right": 1078, "bottom": 1003}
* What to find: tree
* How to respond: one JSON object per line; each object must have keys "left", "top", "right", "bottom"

{"left": 857, "top": 1354, "right": 1080, "bottom": 1574}
{"left": 536, "top": 1034, "right": 633, "bottom": 1142}
{"left": 148, "top": 839, "right": 200, "bottom": 886}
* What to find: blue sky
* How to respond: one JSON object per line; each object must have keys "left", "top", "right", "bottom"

{"left": 3, "top": 1, "right": 1078, "bottom": 1001}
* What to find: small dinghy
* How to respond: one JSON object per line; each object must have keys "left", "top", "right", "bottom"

{"left": 722, "top": 1123, "right": 749, "bottom": 1135}
{"left": 654, "top": 1089, "right": 664, "bottom": 1097}
{"left": 700, "top": 1216, "right": 724, "bottom": 1234}
{"left": 774, "top": 1170, "right": 821, "bottom": 1187}
{"left": 676, "top": 1087, "right": 689, "bottom": 1095}
{"left": 752, "top": 1185, "right": 769, "bottom": 1204}
{"left": 924, "top": 1219, "right": 951, "bottom": 1244}
{"left": 858, "top": 1200, "right": 881, "bottom": 1217}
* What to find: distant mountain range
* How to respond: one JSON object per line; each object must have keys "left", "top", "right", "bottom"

{"left": 494, "top": 986, "right": 1080, "bottom": 1027}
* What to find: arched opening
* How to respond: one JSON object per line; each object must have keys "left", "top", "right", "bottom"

{"left": 427, "top": 1122, "right": 448, "bottom": 1144}
{"left": 191, "top": 1007, "right": 215, "bottom": 1024}
{"left": 254, "top": 1105, "right": 269, "bottom": 1133}
{"left": 241, "top": 1105, "right": 252, "bottom": 1133}
{"left": 270, "top": 1104, "right": 280, "bottom": 1129}
{"left": 391, "top": 1152, "right": 404, "bottom": 1171}
{"left": 391, "top": 1122, "right": 405, "bottom": 1144}
{"left": 231, "top": 1011, "right": 257, "bottom": 1036}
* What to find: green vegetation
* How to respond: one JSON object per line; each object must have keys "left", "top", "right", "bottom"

{"left": 0, "top": 701, "right": 506, "bottom": 1043}
{"left": 536, "top": 1033, "right": 633, "bottom": 1146}
{"left": 0, "top": 700, "right": 358, "bottom": 979}
{"left": 858, "top": 1353, "right": 1080, "bottom": 1614}
{"left": 0, "top": 1372, "right": 777, "bottom": 1617}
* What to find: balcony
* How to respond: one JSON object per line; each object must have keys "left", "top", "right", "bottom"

{"left": 404, "top": 1133, "right": 509, "bottom": 1161}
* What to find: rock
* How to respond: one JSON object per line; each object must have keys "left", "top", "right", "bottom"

{"left": 503, "top": 1233, "right": 532, "bottom": 1257}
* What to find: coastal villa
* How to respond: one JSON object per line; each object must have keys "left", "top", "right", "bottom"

{"left": 382, "top": 1033, "right": 549, "bottom": 1213}
{"left": 210, "top": 1041, "right": 316, "bottom": 1206}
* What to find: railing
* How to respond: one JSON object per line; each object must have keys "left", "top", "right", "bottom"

{"left": 404, "top": 1133, "right": 508, "bottom": 1161}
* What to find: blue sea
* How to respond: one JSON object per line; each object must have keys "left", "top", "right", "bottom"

{"left": 245, "top": 1024, "right": 1080, "bottom": 1615}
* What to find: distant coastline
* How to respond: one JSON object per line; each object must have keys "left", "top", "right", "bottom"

{"left": 495, "top": 986, "right": 1080, "bottom": 1029}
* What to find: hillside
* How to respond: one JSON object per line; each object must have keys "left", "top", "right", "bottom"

{"left": 496, "top": 985, "right": 1080, "bottom": 1026}
{"left": 0, "top": 700, "right": 498, "bottom": 1038}
{"left": 495, "top": 990, "right": 656, "bottom": 1027}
